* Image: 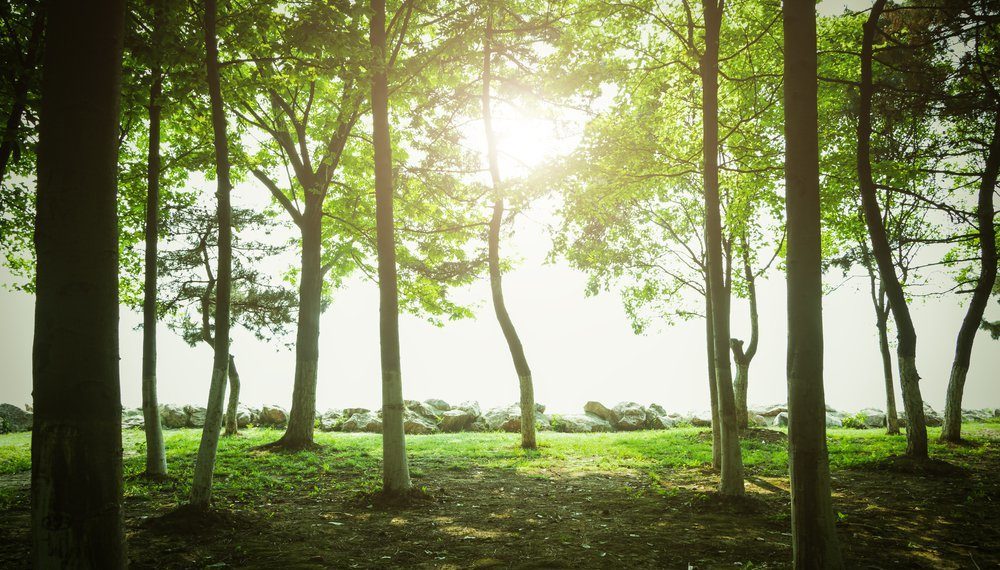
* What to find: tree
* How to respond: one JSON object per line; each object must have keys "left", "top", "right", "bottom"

{"left": 189, "top": 0, "right": 234, "bottom": 509}
{"left": 481, "top": 8, "right": 537, "bottom": 450}
{"left": 940, "top": 1, "right": 999, "bottom": 442}
{"left": 701, "top": 0, "right": 744, "bottom": 496}
{"left": 783, "top": 0, "right": 843, "bottom": 566}
{"left": 31, "top": 0, "right": 126, "bottom": 565}
{"left": 371, "top": 0, "right": 412, "bottom": 496}
{"left": 857, "top": 0, "right": 928, "bottom": 459}
{"left": 141, "top": 0, "right": 168, "bottom": 479}
{"left": 158, "top": 206, "right": 296, "bottom": 436}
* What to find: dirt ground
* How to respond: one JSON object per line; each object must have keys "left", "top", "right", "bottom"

{"left": 1, "top": 437, "right": 997, "bottom": 569}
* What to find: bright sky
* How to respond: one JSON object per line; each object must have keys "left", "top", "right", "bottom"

{"left": 1, "top": 0, "right": 998, "bottom": 416}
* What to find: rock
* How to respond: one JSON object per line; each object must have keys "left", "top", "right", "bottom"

{"left": 404, "top": 400, "right": 441, "bottom": 422}
{"left": 750, "top": 414, "right": 768, "bottom": 427}
{"left": 645, "top": 413, "right": 677, "bottom": 430}
{"left": 184, "top": 405, "right": 207, "bottom": 428}
{"left": 159, "top": 404, "right": 188, "bottom": 429}
{"left": 825, "top": 413, "right": 843, "bottom": 428}
{"left": 611, "top": 402, "right": 647, "bottom": 431}
{"left": 233, "top": 405, "right": 253, "bottom": 428}
{"left": 0, "top": 403, "right": 33, "bottom": 433}
{"left": 439, "top": 409, "right": 476, "bottom": 432}
{"left": 648, "top": 403, "right": 667, "bottom": 417}
{"left": 535, "top": 403, "right": 547, "bottom": 414}
{"left": 690, "top": 412, "right": 713, "bottom": 427}
{"left": 773, "top": 411, "right": 789, "bottom": 427}
{"left": 860, "top": 408, "right": 886, "bottom": 428}
{"left": 455, "top": 401, "right": 481, "bottom": 418}
{"left": 342, "top": 411, "right": 382, "bottom": 433}
{"left": 403, "top": 410, "right": 439, "bottom": 434}
{"left": 760, "top": 405, "right": 787, "bottom": 418}
{"left": 342, "top": 407, "right": 370, "bottom": 418}
{"left": 122, "top": 408, "right": 145, "bottom": 429}
{"left": 424, "top": 399, "right": 451, "bottom": 412}
{"left": 583, "top": 401, "right": 615, "bottom": 423}
{"left": 258, "top": 405, "right": 288, "bottom": 428}
{"left": 553, "top": 413, "right": 614, "bottom": 433}
{"left": 484, "top": 404, "right": 548, "bottom": 433}
{"left": 317, "top": 409, "right": 344, "bottom": 432}
{"left": 468, "top": 418, "right": 489, "bottom": 432}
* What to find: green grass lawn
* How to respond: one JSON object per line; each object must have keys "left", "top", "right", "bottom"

{"left": 2, "top": 422, "right": 997, "bottom": 508}
{"left": 1, "top": 422, "right": 998, "bottom": 569}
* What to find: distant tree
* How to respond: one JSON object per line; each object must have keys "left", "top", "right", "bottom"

{"left": 190, "top": 0, "right": 234, "bottom": 509}
{"left": 158, "top": 206, "right": 295, "bottom": 436}
{"left": 31, "top": 0, "right": 126, "bottom": 565}
{"left": 783, "top": 0, "right": 843, "bottom": 566}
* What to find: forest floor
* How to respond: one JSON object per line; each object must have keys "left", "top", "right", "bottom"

{"left": 1, "top": 423, "right": 998, "bottom": 569}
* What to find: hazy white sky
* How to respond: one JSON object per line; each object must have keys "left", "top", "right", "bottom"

{"left": 1, "top": 0, "right": 997, "bottom": 416}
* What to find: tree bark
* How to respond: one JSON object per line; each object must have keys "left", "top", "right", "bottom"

{"left": 482, "top": 12, "right": 536, "bottom": 450}
{"left": 273, "top": 211, "right": 322, "bottom": 449}
{"left": 857, "top": 0, "right": 927, "bottom": 459}
{"left": 701, "top": 0, "right": 743, "bottom": 496}
{"left": 783, "top": 0, "right": 843, "bottom": 566}
{"left": 190, "top": 0, "right": 233, "bottom": 509}
{"left": 31, "top": 0, "right": 126, "bottom": 565}
{"left": 224, "top": 354, "right": 241, "bottom": 436}
{"left": 941, "top": 112, "right": 1000, "bottom": 442}
{"left": 864, "top": 252, "right": 900, "bottom": 435}
{"left": 705, "top": 291, "right": 721, "bottom": 469}
{"left": 0, "top": 3, "right": 44, "bottom": 183}
{"left": 730, "top": 239, "right": 759, "bottom": 430}
{"left": 141, "top": 0, "right": 168, "bottom": 478}
{"left": 371, "top": 0, "right": 412, "bottom": 494}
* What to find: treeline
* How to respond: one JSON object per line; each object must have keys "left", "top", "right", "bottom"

{"left": 1, "top": 0, "right": 997, "bottom": 567}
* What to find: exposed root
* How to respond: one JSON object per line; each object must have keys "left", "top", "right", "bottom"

{"left": 252, "top": 436, "right": 321, "bottom": 453}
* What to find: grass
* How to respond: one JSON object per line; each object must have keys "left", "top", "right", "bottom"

{"left": 1, "top": 421, "right": 998, "bottom": 568}
{"left": 1, "top": 421, "right": 997, "bottom": 507}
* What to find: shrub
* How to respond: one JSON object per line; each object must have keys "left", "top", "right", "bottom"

{"left": 841, "top": 412, "right": 868, "bottom": 430}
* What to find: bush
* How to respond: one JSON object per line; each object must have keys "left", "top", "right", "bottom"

{"left": 842, "top": 412, "right": 868, "bottom": 430}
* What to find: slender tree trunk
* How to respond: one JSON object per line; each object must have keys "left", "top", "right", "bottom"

{"left": 731, "top": 240, "right": 759, "bottom": 431}
{"left": 0, "top": 3, "right": 44, "bottom": 183}
{"left": 942, "top": 113, "right": 999, "bottom": 442}
{"left": 482, "top": 12, "right": 536, "bottom": 450}
{"left": 701, "top": 0, "right": 743, "bottom": 496}
{"left": 31, "top": 0, "right": 126, "bottom": 565}
{"left": 224, "top": 355, "right": 241, "bottom": 436}
{"left": 857, "top": 0, "right": 927, "bottom": 459}
{"left": 273, "top": 211, "right": 322, "bottom": 449}
{"left": 190, "top": 0, "right": 233, "bottom": 509}
{"left": 783, "top": 1, "right": 843, "bottom": 566}
{"left": 371, "top": 0, "right": 412, "bottom": 494}
{"left": 865, "top": 263, "right": 900, "bottom": 435}
{"left": 141, "top": 0, "right": 167, "bottom": 478}
{"left": 706, "top": 291, "right": 721, "bottom": 469}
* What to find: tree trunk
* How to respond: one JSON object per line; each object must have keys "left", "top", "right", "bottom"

{"left": 31, "top": 0, "right": 126, "bottom": 565}
{"left": 731, "top": 239, "right": 759, "bottom": 431}
{"left": 0, "top": 3, "right": 44, "bottom": 183}
{"left": 941, "top": 113, "right": 1000, "bottom": 442}
{"left": 190, "top": 0, "right": 233, "bottom": 509}
{"left": 783, "top": 0, "right": 843, "bottom": 566}
{"left": 874, "top": 283, "right": 901, "bottom": 434}
{"left": 482, "top": 12, "right": 536, "bottom": 450}
{"left": 224, "top": 354, "right": 241, "bottom": 436}
{"left": 141, "top": 0, "right": 167, "bottom": 478}
{"left": 857, "top": 0, "right": 927, "bottom": 459}
{"left": 706, "top": 291, "right": 721, "bottom": 469}
{"left": 272, "top": 211, "right": 322, "bottom": 449}
{"left": 701, "top": 0, "right": 743, "bottom": 496}
{"left": 371, "top": 0, "right": 412, "bottom": 494}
